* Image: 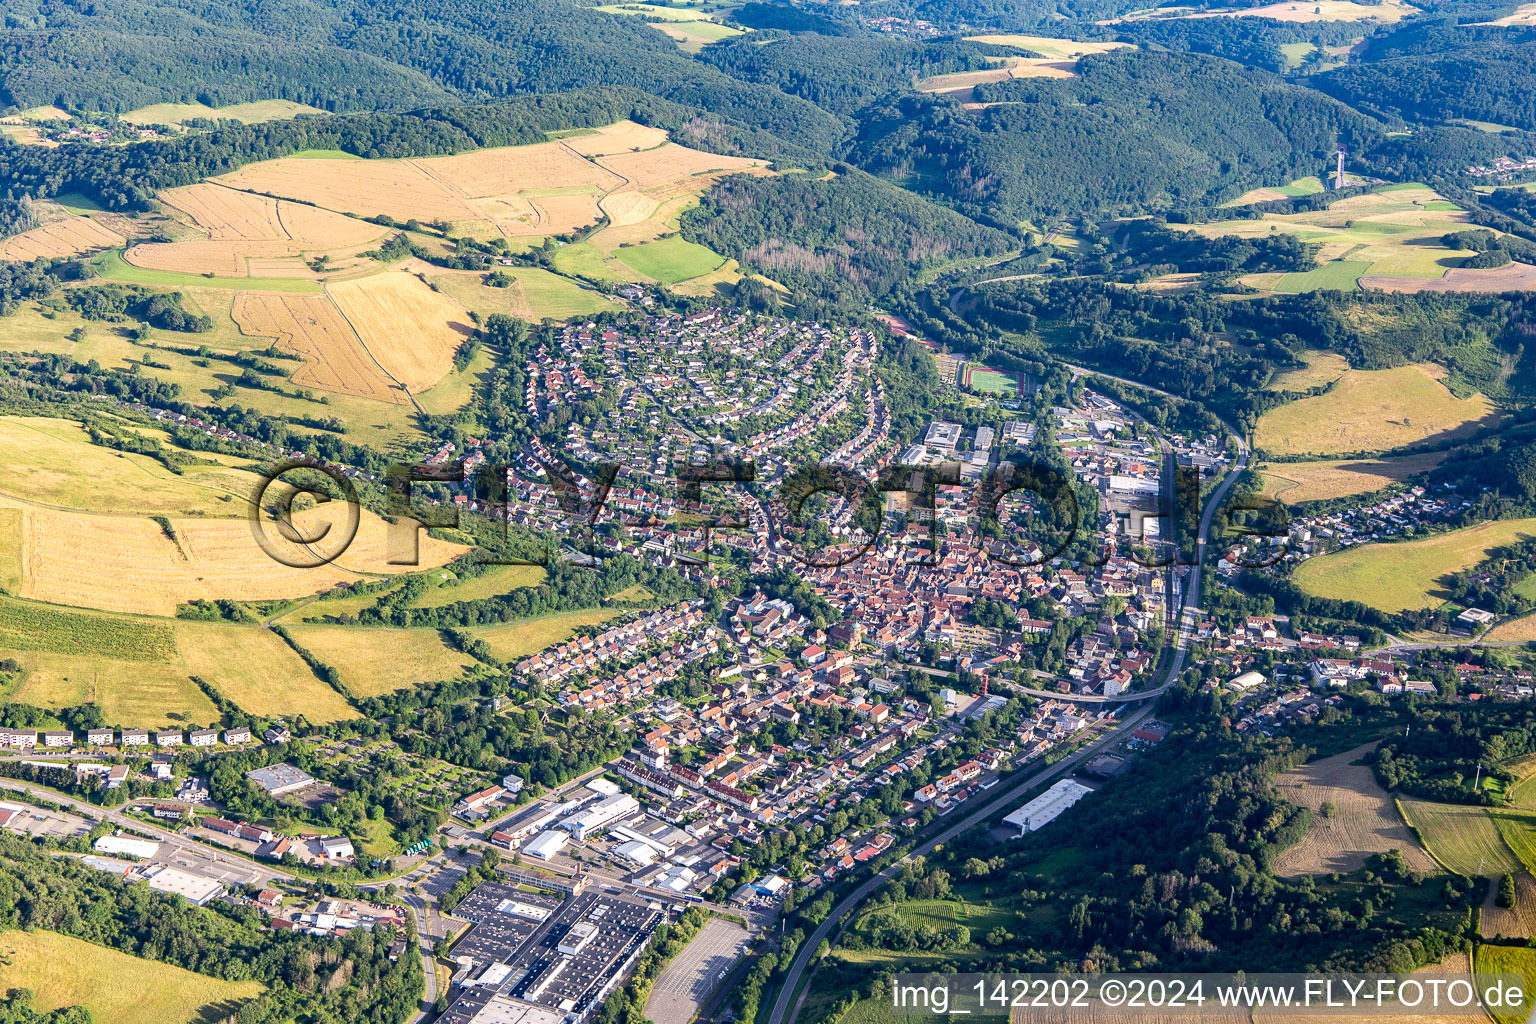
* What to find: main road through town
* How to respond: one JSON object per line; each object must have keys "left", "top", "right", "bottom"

{"left": 765, "top": 372, "right": 1251, "bottom": 1024}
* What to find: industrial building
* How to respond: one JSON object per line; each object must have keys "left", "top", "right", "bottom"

{"left": 439, "top": 885, "right": 663, "bottom": 1024}
{"left": 94, "top": 834, "right": 160, "bottom": 859}
{"left": 1002, "top": 778, "right": 1094, "bottom": 837}
{"left": 559, "top": 793, "right": 638, "bottom": 841}
{"left": 135, "top": 863, "right": 225, "bottom": 906}
{"left": 523, "top": 830, "right": 569, "bottom": 861}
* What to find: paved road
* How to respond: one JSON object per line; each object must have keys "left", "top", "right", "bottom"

{"left": 0, "top": 777, "right": 297, "bottom": 884}
{"left": 766, "top": 373, "right": 1251, "bottom": 1024}
{"left": 764, "top": 704, "right": 1157, "bottom": 1024}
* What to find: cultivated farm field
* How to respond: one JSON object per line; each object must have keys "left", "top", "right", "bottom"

{"left": 285, "top": 627, "right": 475, "bottom": 695}
{"left": 0, "top": 213, "right": 124, "bottom": 261}
{"left": 0, "top": 414, "right": 257, "bottom": 514}
{"left": 0, "top": 929, "right": 264, "bottom": 1024}
{"left": 1272, "top": 744, "right": 1438, "bottom": 877}
{"left": 1188, "top": 184, "right": 1485, "bottom": 295}
{"left": 175, "top": 620, "right": 357, "bottom": 722}
{"left": 326, "top": 268, "right": 472, "bottom": 393}
{"left": 1399, "top": 798, "right": 1523, "bottom": 876}
{"left": 9, "top": 498, "right": 466, "bottom": 616}
{"left": 232, "top": 292, "right": 405, "bottom": 403}
{"left": 408, "top": 563, "right": 548, "bottom": 609}
{"left": 1258, "top": 451, "right": 1447, "bottom": 503}
{"left": 1292, "top": 517, "right": 1536, "bottom": 613}
{"left": 1253, "top": 363, "right": 1500, "bottom": 457}
{"left": 1474, "top": 944, "right": 1536, "bottom": 1024}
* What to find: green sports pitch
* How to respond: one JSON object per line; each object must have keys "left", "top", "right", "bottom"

{"left": 961, "top": 363, "right": 1023, "bottom": 398}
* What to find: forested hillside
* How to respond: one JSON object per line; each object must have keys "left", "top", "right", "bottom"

{"left": 852, "top": 49, "right": 1372, "bottom": 221}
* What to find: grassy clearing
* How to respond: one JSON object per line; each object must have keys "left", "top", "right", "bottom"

{"left": 612, "top": 234, "right": 726, "bottom": 285}
{"left": 1267, "top": 349, "right": 1351, "bottom": 391}
{"left": 1274, "top": 259, "right": 1372, "bottom": 293}
{"left": 120, "top": 99, "right": 322, "bottom": 126}
{"left": 408, "top": 564, "right": 547, "bottom": 609}
{"left": 0, "top": 414, "right": 256, "bottom": 515}
{"left": 1254, "top": 363, "right": 1500, "bottom": 457}
{"left": 1258, "top": 451, "right": 1447, "bottom": 504}
{"left": 472, "top": 609, "right": 623, "bottom": 662}
{"left": 1400, "top": 798, "right": 1523, "bottom": 876}
{"left": 0, "top": 929, "right": 264, "bottom": 1024}
{"left": 95, "top": 248, "right": 322, "bottom": 292}
{"left": 0, "top": 508, "right": 18, "bottom": 592}
{"left": 1293, "top": 518, "right": 1536, "bottom": 613}
{"left": 1490, "top": 810, "right": 1536, "bottom": 874}
{"left": 285, "top": 627, "right": 475, "bottom": 695}
{"left": 427, "top": 267, "right": 616, "bottom": 321}
{"left": 175, "top": 620, "right": 357, "bottom": 723}
{"left": 5, "top": 649, "right": 220, "bottom": 728}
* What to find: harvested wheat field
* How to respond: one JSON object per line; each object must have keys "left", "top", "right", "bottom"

{"left": 1272, "top": 743, "right": 1438, "bottom": 877}
{"left": 918, "top": 56, "right": 1081, "bottom": 102}
{"left": 1480, "top": 872, "right": 1536, "bottom": 939}
{"left": 11, "top": 500, "right": 466, "bottom": 616}
{"left": 562, "top": 119, "right": 670, "bottom": 156}
{"left": 963, "top": 35, "right": 1130, "bottom": 58}
{"left": 0, "top": 215, "right": 124, "bottom": 261}
{"left": 1363, "top": 262, "right": 1536, "bottom": 293}
{"left": 128, "top": 184, "right": 388, "bottom": 276}
{"left": 1486, "top": 613, "right": 1536, "bottom": 642}
{"left": 216, "top": 156, "right": 480, "bottom": 223}
{"left": 1267, "top": 349, "right": 1350, "bottom": 390}
{"left": 1259, "top": 451, "right": 1447, "bottom": 503}
{"left": 416, "top": 142, "right": 620, "bottom": 199}
{"left": 594, "top": 142, "right": 764, "bottom": 190}
{"left": 161, "top": 183, "right": 289, "bottom": 240}
{"left": 232, "top": 292, "right": 405, "bottom": 402}
{"left": 326, "top": 269, "right": 471, "bottom": 393}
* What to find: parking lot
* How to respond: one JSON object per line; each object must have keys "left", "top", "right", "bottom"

{"left": 643, "top": 918, "right": 751, "bottom": 1024}
{"left": 0, "top": 804, "right": 92, "bottom": 842}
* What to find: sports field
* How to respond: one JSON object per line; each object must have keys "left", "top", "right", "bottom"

{"left": 472, "top": 609, "right": 623, "bottom": 661}
{"left": 285, "top": 627, "right": 476, "bottom": 695}
{"left": 960, "top": 363, "right": 1022, "bottom": 398}
{"left": 1190, "top": 184, "right": 1480, "bottom": 295}
{"left": 1293, "top": 518, "right": 1536, "bottom": 613}
{"left": 0, "top": 929, "right": 264, "bottom": 1024}
{"left": 1253, "top": 363, "right": 1500, "bottom": 457}
{"left": 1400, "top": 798, "right": 1521, "bottom": 876}
{"left": 1258, "top": 451, "right": 1447, "bottom": 503}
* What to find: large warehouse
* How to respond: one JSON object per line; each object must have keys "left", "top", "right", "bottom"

{"left": 1002, "top": 778, "right": 1094, "bottom": 837}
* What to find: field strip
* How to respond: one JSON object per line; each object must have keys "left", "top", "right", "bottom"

{"left": 322, "top": 281, "right": 427, "bottom": 415}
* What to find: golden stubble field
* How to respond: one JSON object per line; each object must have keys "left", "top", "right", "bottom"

{"left": 9, "top": 496, "right": 467, "bottom": 616}
{"left": 232, "top": 292, "right": 406, "bottom": 403}
{"left": 325, "top": 268, "right": 473, "bottom": 393}
{"left": 0, "top": 214, "right": 125, "bottom": 261}
{"left": 1272, "top": 743, "right": 1439, "bottom": 877}
{"left": 125, "top": 182, "right": 389, "bottom": 276}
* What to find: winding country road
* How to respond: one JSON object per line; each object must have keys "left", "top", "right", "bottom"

{"left": 764, "top": 369, "right": 1251, "bottom": 1024}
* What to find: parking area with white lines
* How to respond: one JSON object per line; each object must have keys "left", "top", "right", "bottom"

{"left": 644, "top": 918, "right": 751, "bottom": 1024}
